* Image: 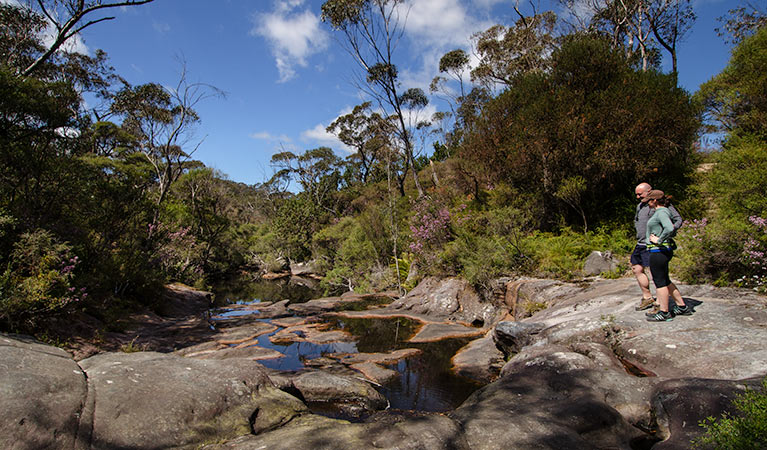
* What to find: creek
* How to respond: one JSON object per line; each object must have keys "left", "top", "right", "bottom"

{"left": 210, "top": 276, "right": 482, "bottom": 414}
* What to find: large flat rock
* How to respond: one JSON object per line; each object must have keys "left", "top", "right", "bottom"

{"left": 0, "top": 334, "right": 87, "bottom": 450}
{"left": 521, "top": 277, "right": 767, "bottom": 380}
{"left": 77, "top": 351, "right": 304, "bottom": 449}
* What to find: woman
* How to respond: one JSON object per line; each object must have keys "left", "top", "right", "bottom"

{"left": 644, "top": 190, "right": 693, "bottom": 322}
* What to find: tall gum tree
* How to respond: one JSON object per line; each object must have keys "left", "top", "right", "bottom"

{"left": 560, "top": 0, "right": 695, "bottom": 76}
{"left": 321, "top": 0, "right": 425, "bottom": 197}
{"left": 12, "top": 0, "right": 154, "bottom": 78}
{"left": 110, "top": 67, "right": 222, "bottom": 229}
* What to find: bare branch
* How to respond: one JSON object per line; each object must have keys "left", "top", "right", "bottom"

{"left": 21, "top": 0, "right": 154, "bottom": 77}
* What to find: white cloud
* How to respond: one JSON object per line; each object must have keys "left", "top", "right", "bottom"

{"left": 1, "top": 0, "right": 91, "bottom": 55}
{"left": 400, "top": 0, "right": 471, "bottom": 47}
{"left": 251, "top": 1, "right": 329, "bottom": 83}
{"left": 302, "top": 123, "right": 353, "bottom": 153}
{"left": 391, "top": 0, "right": 498, "bottom": 95}
{"left": 250, "top": 131, "right": 292, "bottom": 142}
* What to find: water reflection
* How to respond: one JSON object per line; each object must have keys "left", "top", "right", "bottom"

{"left": 324, "top": 317, "right": 482, "bottom": 412}
{"left": 211, "top": 276, "right": 320, "bottom": 306}
{"left": 255, "top": 323, "right": 358, "bottom": 371}
{"left": 210, "top": 278, "right": 483, "bottom": 412}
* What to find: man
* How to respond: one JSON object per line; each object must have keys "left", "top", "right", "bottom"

{"left": 632, "top": 182, "right": 683, "bottom": 311}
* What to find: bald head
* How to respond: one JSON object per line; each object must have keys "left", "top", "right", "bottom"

{"left": 635, "top": 183, "right": 652, "bottom": 202}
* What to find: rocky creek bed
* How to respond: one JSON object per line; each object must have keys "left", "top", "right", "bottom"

{"left": 2, "top": 276, "right": 767, "bottom": 449}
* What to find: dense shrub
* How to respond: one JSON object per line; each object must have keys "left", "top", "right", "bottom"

{"left": 523, "top": 227, "right": 634, "bottom": 279}
{"left": 462, "top": 33, "right": 699, "bottom": 230}
{"left": 0, "top": 230, "right": 85, "bottom": 330}
{"left": 314, "top": 216, "right": 381, "bottom": 293}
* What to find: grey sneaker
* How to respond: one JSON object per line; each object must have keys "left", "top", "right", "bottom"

{"left": 635, "top": 297, "right": 656, "bottom": 311}
{"left": 646, "top": 310, "right": 673, "bottom": 322}
{"left": 672, "top": 304, "right": 694, "bottom": 316}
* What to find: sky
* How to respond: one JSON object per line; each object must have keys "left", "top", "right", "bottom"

{"left": 65, "top": 0, "right": 739, "bottom": 186}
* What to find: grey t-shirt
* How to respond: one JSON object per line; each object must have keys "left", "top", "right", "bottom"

{"left": 635, "top": 202, "right": 683, "bottom": 245}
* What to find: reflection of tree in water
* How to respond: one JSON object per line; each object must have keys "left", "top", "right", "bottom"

{"left": 211, "top": 277, "right": 319, "bottom": 306}
{"left": 392, "top": 339, "right": 480, "bottom": 411}
{"left": 328, "top": 317, "right": 481, "bottom": 411}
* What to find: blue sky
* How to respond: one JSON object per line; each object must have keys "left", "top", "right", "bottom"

{"left": 71, "top": 0, "right": 738, "bottom": 185}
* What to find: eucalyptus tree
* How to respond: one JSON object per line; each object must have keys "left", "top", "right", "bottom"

{"left": 716, "top": 1, "right": 767, "bottom": 45}
{"left": 560, "top": 0, "right": 695, "bottom": 75}
{"left": 16, "top": 0, "right": 154, "bottom": 77}
{"left": 269, "top": 147, "right": 343, "bottom": 215}
{"left": 471, "top": 10, "right": 559, "bottom": 89}
{"left": 110, "top": 69, "right": 222, "bottom": 227}
{"left": 321, "top": 0, "right": 426, "bottom": 197}
{"left": 326, "top": 101, "right": 392, "bottom": 184}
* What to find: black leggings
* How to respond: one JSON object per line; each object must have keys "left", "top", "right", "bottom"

{"left": 649, "top": 249, "right": 674, "bottom": 288}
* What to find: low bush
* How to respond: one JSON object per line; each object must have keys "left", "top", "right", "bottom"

{"left": 523, "top": 227, "right": 634, "bottom": 279}
{"left": 0, "top": 229, "right": 85, "bottom": 331}
{"left": 693, "top": 378, "right": 767, "bottom": 449}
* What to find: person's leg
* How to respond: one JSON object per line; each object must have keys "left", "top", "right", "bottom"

{"left": 668, "top": 282, "right": 694, "bottom": 315}
{"left": 647, "top": 251, "right": 673, "bottom": 321}
{"left": 656, "top": 286, "right": 670, "bottom": 312}
{"left": 631, "top": 245, "right": 654, "bottom": 310}
{"left": 632, "top": 263, "right": 653, "bottom": 299}
{"left": 668, "top": 283, "right": 685, "bottom": 306}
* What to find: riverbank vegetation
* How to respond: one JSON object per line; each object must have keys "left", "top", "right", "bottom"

{"left": 1, "top": 1, "right": 765, "bottom": 337}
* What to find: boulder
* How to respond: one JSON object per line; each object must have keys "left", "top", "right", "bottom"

{"left": 0, "top": 334, "right": 87, "bottom": 450}
{"left": 77, "top": 351, "right": 305, "bottom": 448}
{"left": 452, "top": 352, "right": 649, "bottom": 450}
{"left": 493, "top": 321, "right": 546, "bottom": 356}
{"left": 451, "top": 332, "right": 505, "bottom": 383}
{"left": 290, "top": 260, "right": 324, "bottom": 277}
{"left": 155, "top": 283, "right": 212, "bottom": 318}
{"left": 290, "top": 371, "right": 388, "bottom": 418}
{"left": 206, "top": 411, "right": 467, "bottom": 450}
{"left": 499, "top": 342, "right": 658, "bottom": 427}
{"left": 583, "top": 250, "right": 621, "bottom": 276}
{"left": 388, "top": 277, "right": 504, "bottom": 327}
{"left": 349, "top": 362, "right": 399, "bottom": 384}
{"left": 407, "top": 322, "right": 485, "bottom": 343}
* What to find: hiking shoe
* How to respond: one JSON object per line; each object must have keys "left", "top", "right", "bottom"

{"left": 672, "top": 304, "right": 694, "bottom": 316}
{"left": 644, "top": 305, "right": 661, "bottom": 317}
{"left": 646, "top": 310, "right": 673, "bottom": 322}
{"left": 635, "top": 297, "right": 656, "bottom": 311}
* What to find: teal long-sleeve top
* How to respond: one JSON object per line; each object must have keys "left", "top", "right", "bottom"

{"left": 646, "top": 207, "right": 675, "bottom": 248}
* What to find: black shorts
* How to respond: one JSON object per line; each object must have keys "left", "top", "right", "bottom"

{"left": 649, "top": 249, "right": 674, "bottom": 288}
{"left": 630, "top": 244, "right": 650, "bottom": 267}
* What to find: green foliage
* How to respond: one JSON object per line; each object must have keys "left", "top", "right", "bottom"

{"left": 390, "top": 252, "right": 416, "bottom": 291}
{"left": 119, "top": 336, "right": 146, "bottom": 353}
{"left": 673, "top": 217, "right": 745, "bottom": 285}
{"left": 273, "top": 194, "right": 324, "bottom": 261}
{"left": 708, "top": 138, "right": 767, "bottom": 219}
{"left": 693, "top": 378, "right": 767, "bottom": 449}
{"left": 0, "top": 230, "right": 83, "bottom": 330}
{"left": 697, "top": 26, "right": 767, "bottom": 140}
{"left": 524, "top": 227, "right": 635, "bottom": 279}
{"left": 471, "top": 12, "right": 558, "bottom": 87}
{"left": 438, "top": 205, "right": 534, "bottom": 289}
{"left": 314, "top": 216, "right": 380, "bottom": 293}
{"left": 463, "top": 34, "right": 699, "bottom": 230}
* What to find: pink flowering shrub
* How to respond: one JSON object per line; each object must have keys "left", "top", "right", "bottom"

{"left": 0, "top": 229, "right": 86, "bottom": 329}
{"left": 674, "top": 215, "right": 767, "bottom": 289}
{"left": 408, "top": 197, "right": 467, "bottom": 267}
{"left": 737, "top": 216, "right": 767, "bottom": 292}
